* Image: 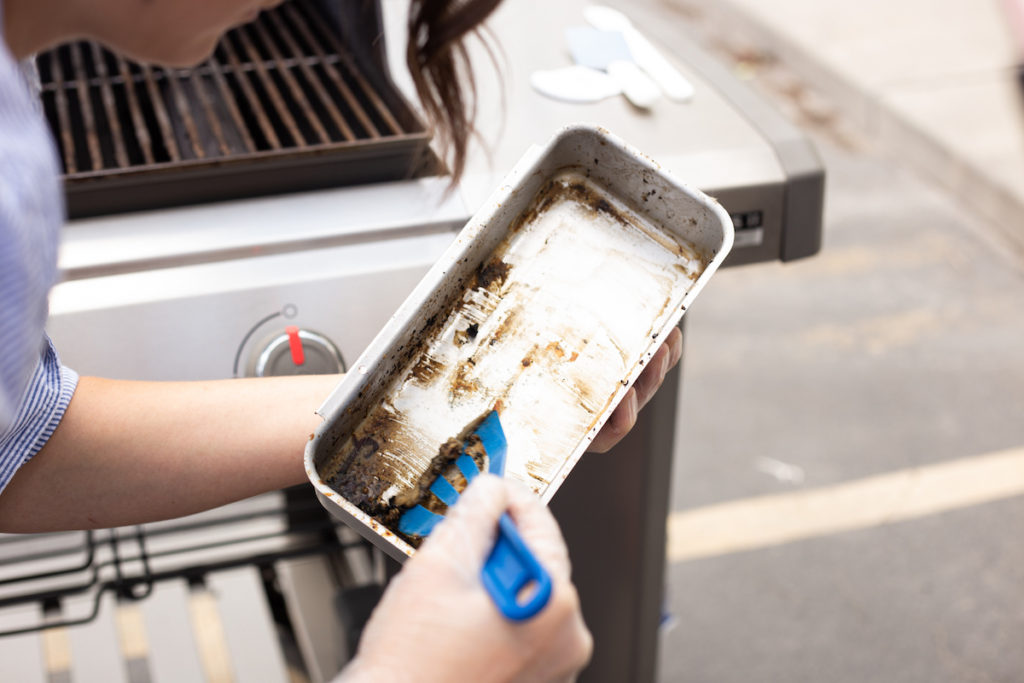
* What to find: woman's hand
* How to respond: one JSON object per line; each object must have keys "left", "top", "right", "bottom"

{"left": 337, "top": 475, "right": 592, "bottom": 683}
{"left": 588, "top": 326, "right": 683, "bottom": 453}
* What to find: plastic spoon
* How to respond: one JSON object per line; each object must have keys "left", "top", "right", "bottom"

{"left": 530, "top": 64, "right": 622, "bottom": 103}
{"left": 566, "top": 26, "right": 660, "bottom": 109}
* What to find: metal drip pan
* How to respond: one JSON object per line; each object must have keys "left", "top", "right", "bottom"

{"left": 304, "top": 124, "right": 734, "bottom": 562}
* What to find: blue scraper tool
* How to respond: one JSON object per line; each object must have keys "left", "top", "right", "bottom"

{"left": 398, "top": 411, "right": 553, "bottom": 621}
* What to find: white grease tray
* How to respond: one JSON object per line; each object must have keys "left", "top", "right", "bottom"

{"left": 305, "top": 124, "right": 734, "bottom": 561}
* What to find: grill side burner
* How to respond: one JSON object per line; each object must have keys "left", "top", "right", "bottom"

{"left": 37, "top": 0, "right": 440, "bottom": 218}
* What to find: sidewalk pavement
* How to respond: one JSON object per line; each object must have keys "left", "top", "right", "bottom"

{"left": 666, "top": 0, "right": 1024, "bottom": 259}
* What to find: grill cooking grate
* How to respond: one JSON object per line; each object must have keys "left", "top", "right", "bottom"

{"left": 37, "top": 0, "right": 437, "bottom": 217}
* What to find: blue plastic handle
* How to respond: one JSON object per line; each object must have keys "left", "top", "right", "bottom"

{"left": 481, "top": 513, "right": 553, "bottom": 621}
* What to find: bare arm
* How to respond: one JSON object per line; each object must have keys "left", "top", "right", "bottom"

{"left": 0, "top": 329, "right": 680, "bottom": 533}
{"left": 0, "top": 374, "right": 338, "bottom": 532}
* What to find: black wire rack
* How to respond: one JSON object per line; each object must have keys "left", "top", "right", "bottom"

{"left": 0, "top": 488, "right": 361, "bottom": 637}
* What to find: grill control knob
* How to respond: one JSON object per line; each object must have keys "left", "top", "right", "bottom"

{"left": 248, "top": 326, "right": 346, "bottom": 377}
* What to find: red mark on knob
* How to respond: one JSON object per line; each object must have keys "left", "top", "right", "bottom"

{"left": 285, "top": 326, "right": 305, "bottom": 366}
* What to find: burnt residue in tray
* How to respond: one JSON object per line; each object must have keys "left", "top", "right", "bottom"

{"left": 324, "top": 256, "right": 515, "bottom": 534}
{"left": 325, "top": 433, "right": 452, "bottom": 546}
{"left": 324, "top": 409, "right": 408, "bottom": 528}
{"left": 542, "top": 173, "right": 711, "bottom": 266}
{"left": 323, "top": 172, "right": 711, "bottom": 543}
{"left": 326, "top": 416, "right": 490, "bottom": 547}
{"left": 453, "top": 322, "right": 479, "bottom": 347}
{"left": 393, "top": 429, "right": 483, "bottom": 511}
{"left": 409, "top": 354, "right": 445, "bottom": 385}
{"left": 415, "top": 433, "right": 488, "bottom": 516}
{"left": 449, "top": 359, "right": 480, "bottom": 401}
{"left": 512, "top": 175, "right": 632, "bottom": 233}
{"left": 474, "top": 258, "right": 511, "bottom": 292}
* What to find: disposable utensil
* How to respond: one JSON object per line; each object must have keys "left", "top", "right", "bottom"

{"left": 398, "top": 411, "right": 553, "bottom": 621}
{"left": 606, "top": 60, "right": 661, "bottom": 109}
{"left": 530, "top": 64, "right": 621, "bottom": 103}
{"left": 583, "top": 5, "right": 695, "bottom": 102}
{"left": 566, "top": 26, "right": 660, "bottom": 108}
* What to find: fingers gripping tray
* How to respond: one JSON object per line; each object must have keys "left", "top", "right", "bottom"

{"left": 304, "top": 124, "right": 734, "bottom": 562}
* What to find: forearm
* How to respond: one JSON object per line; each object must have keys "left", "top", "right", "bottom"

{"left": 0, "top": 374, "right": 338, "bottom": 532}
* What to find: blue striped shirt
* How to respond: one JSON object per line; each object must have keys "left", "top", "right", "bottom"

{"left": 0, "top": 18, "right": 79, "bottom": 494}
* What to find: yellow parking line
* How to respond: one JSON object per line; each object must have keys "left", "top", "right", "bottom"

{"left": 667, "top": 446, "right": 1024, "bottom": 563}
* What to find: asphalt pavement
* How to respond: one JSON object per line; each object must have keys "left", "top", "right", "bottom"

{"left": 657, "top": 58, "right": 1024, "bottom": 683}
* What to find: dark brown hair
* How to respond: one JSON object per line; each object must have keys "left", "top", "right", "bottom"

{"left": 406, "top": 0, "right": 503, "bottom": 184}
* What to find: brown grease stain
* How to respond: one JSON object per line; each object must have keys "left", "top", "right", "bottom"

{"left": 449, "top": 360, "right": 479, "bottom": 401}
{"left": 521, "top": 340, "right": 570, "bottom": 371}
{"left": 474, "top": 258, "right": 510, "bottom": 292}
{"left": 409, "top": 354, "right": 444, "bottom": 384}
{"left": 525, "top": 461, "right": 548, "bottom": 484}
{"left": 562, "top": 181, "right": 631, "bottom": 227}
{"left": 323, "top": 170, "right": 711, "bottom": 541}
{"left": 512, "top": 178, "right": 561, "bottom": 229}
{"left": 396, "top": 437, "right": 463, "bottom": 509}
{"left": 489, "top": 309, "right": 518, "bottom": 346}
{"left": 511, "top": 175, "right": 633, "bottom": 232}
{"left": 570, "top": 377, "right": 600, "bottom": 414}
{"left": 452, "top": 322, "right": 481, "bottom": 347}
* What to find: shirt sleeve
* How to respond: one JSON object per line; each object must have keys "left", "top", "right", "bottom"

{"left": 0, "top": 336, "right": 79, "bottom": 494}
{"left": 0, "top": 35, "right": 76, "bottom": 494}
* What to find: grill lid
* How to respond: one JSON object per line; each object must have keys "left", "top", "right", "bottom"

{"left": 38, "top": 0, "right": 439, "bottom": 218}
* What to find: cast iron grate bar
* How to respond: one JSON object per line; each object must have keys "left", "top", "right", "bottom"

{"left": 283, "top": 1, "right": 391, "bottom": 138}
{"left": 68, "top": 42, "right": 103, "bottom": 172}
{"left": 165, "top": 60, "right": 207, "bottom": 160}
{"left": 115, "top": 51, "right": 156, "bottom": 165}
{"left": 216, "top": 37, "right": 284, "bottom": 151}
{"left": 139, "top": 61, "right": 182, "bottom": 163}
{"left": 43, "top": 42, "right": 76, "bottom": 174}
{"left": 35, "top": 0, "right": 421, "bottom": 181}
{"left": 88, "top": 42, "right": 130, "bottom": 169}
{"left": 233, "top": 25, "right": 307, "bottom": 147}
{"left": 268, "top": 6, "right": 357, "bottom": 141}
{"left": 250, "top": 17, "right": 332, "bottom": 144}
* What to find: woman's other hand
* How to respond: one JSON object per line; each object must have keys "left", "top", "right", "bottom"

{"left": 588, "top": 326, "right": 683, "bottom": 453}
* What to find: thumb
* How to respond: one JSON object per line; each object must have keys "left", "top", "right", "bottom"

{"left": 418, "top": 474, "right": 509, "bottom": 567}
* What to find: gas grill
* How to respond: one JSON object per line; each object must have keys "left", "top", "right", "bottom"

{"left": 1, "top": 0, "right": 824, "bottom": 681}
{"left": 38, "top": 0, "right": 438, "bottom": 218}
